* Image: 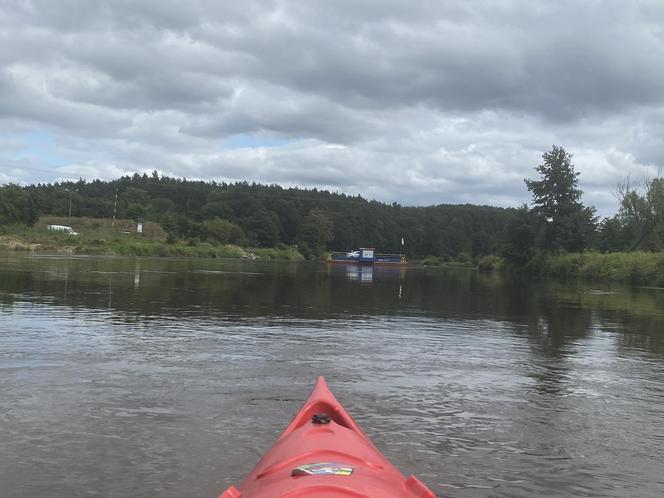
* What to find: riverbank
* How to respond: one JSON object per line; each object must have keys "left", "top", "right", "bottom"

{"left": 419, "top": 254, "right": 504, "bottom": 271}
{"left": 531, "top": 251, "right": 664, "bottom": 287}
{"left": 0, "top": 217, "right": 304, "bottom": 260}
{"left": 0, "top": 233, "right": 304, "bottom": 260}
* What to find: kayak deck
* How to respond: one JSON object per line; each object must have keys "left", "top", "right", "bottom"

{"left": 220, "top": 377, "right": 436, "bottom": 498}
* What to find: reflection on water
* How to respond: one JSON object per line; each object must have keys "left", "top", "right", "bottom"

{"left": 330, "top": 262, "right": 407, "bottom": 286}
{"left": 1, "top": 254, "right": 663, "bottom": 498}
{"left": 344, "top": 263, "right": 374, "bottom": 283}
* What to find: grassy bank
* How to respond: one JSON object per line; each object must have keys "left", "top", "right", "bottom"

{"left": 0, "top": 217, "right": 304, "bottom": 261}
{"left": 532, "top": 251, "right": 664, "bottom": 287}
{"left": 419, "top": 254, "right": 504, "bottom": 271}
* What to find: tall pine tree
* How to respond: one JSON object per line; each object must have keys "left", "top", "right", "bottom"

{"left": 525, "top": 146, "right": 597, "bottom": 252}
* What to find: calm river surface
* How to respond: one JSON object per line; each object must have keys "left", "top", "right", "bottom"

{"left": 1, "top": 253, "right": 663, "bottom": 498}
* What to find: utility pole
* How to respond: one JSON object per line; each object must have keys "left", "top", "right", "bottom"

{"left": 112, "top": 188, "right": 118, "bottom": 226}
{"left": 65, "top": 188, "right": 77, "bottom": 218}
{"left": 65, "top": 188, "right": 69, "bottom": 217}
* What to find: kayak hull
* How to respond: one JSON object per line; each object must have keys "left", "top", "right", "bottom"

{"left": 220, "top": 377, "right": 436, "bottom": 498}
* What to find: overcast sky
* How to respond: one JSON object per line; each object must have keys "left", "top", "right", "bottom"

{"left": 2, "top": 0, "right": 664, "bottom": 215}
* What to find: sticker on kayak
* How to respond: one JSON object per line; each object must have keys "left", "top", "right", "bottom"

{"left": 291, "top": 463, "right": 354, "bottom": 476}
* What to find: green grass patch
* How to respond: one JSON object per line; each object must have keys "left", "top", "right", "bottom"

{"left": 252, "top": 246, "right": 305, "bottom": 261}
{"left": 37, "top": 216, "right": 167, "bottom": 240}
{"left": 540, "top": 251, "right": 664, "bottom": 287}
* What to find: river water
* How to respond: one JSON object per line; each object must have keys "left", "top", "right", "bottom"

{"left": 0, "top": 254, "right": 663, "bottom": 498}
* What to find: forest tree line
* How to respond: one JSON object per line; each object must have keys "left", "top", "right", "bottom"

{"left": 0, "top": 174, "right": 511, "bottom": 259}
{"left": 1, "top": 146, "right": 663, "bottom": 261}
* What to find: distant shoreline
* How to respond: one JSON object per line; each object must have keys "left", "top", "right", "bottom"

{"left": 2, "top": 237, "right": 662, "bottom": 288}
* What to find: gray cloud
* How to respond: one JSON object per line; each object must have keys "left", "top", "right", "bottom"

{"left": 1, "top": 0, "right": 664, "bottom": 215}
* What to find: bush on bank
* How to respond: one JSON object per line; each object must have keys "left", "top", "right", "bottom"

{"left": 421, "top": 255, "right": 443, "bottom": 266}
{"left": 478, "top": 255, "right": 504, "bottom": 272}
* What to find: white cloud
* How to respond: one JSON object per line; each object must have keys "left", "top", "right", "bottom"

{"left": 1, "top": 0, "right": 664, "bottom": 217}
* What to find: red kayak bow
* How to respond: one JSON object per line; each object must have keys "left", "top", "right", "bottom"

{"left": 220, "top": 376, "right": 436, "bottom": 498}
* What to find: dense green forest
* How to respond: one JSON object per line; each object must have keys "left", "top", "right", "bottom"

{"left": 1, "top": 146, "right": 663, "bottom": 262}
{"left": 0, "top": 173, "right": 513, "bottom": 259}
